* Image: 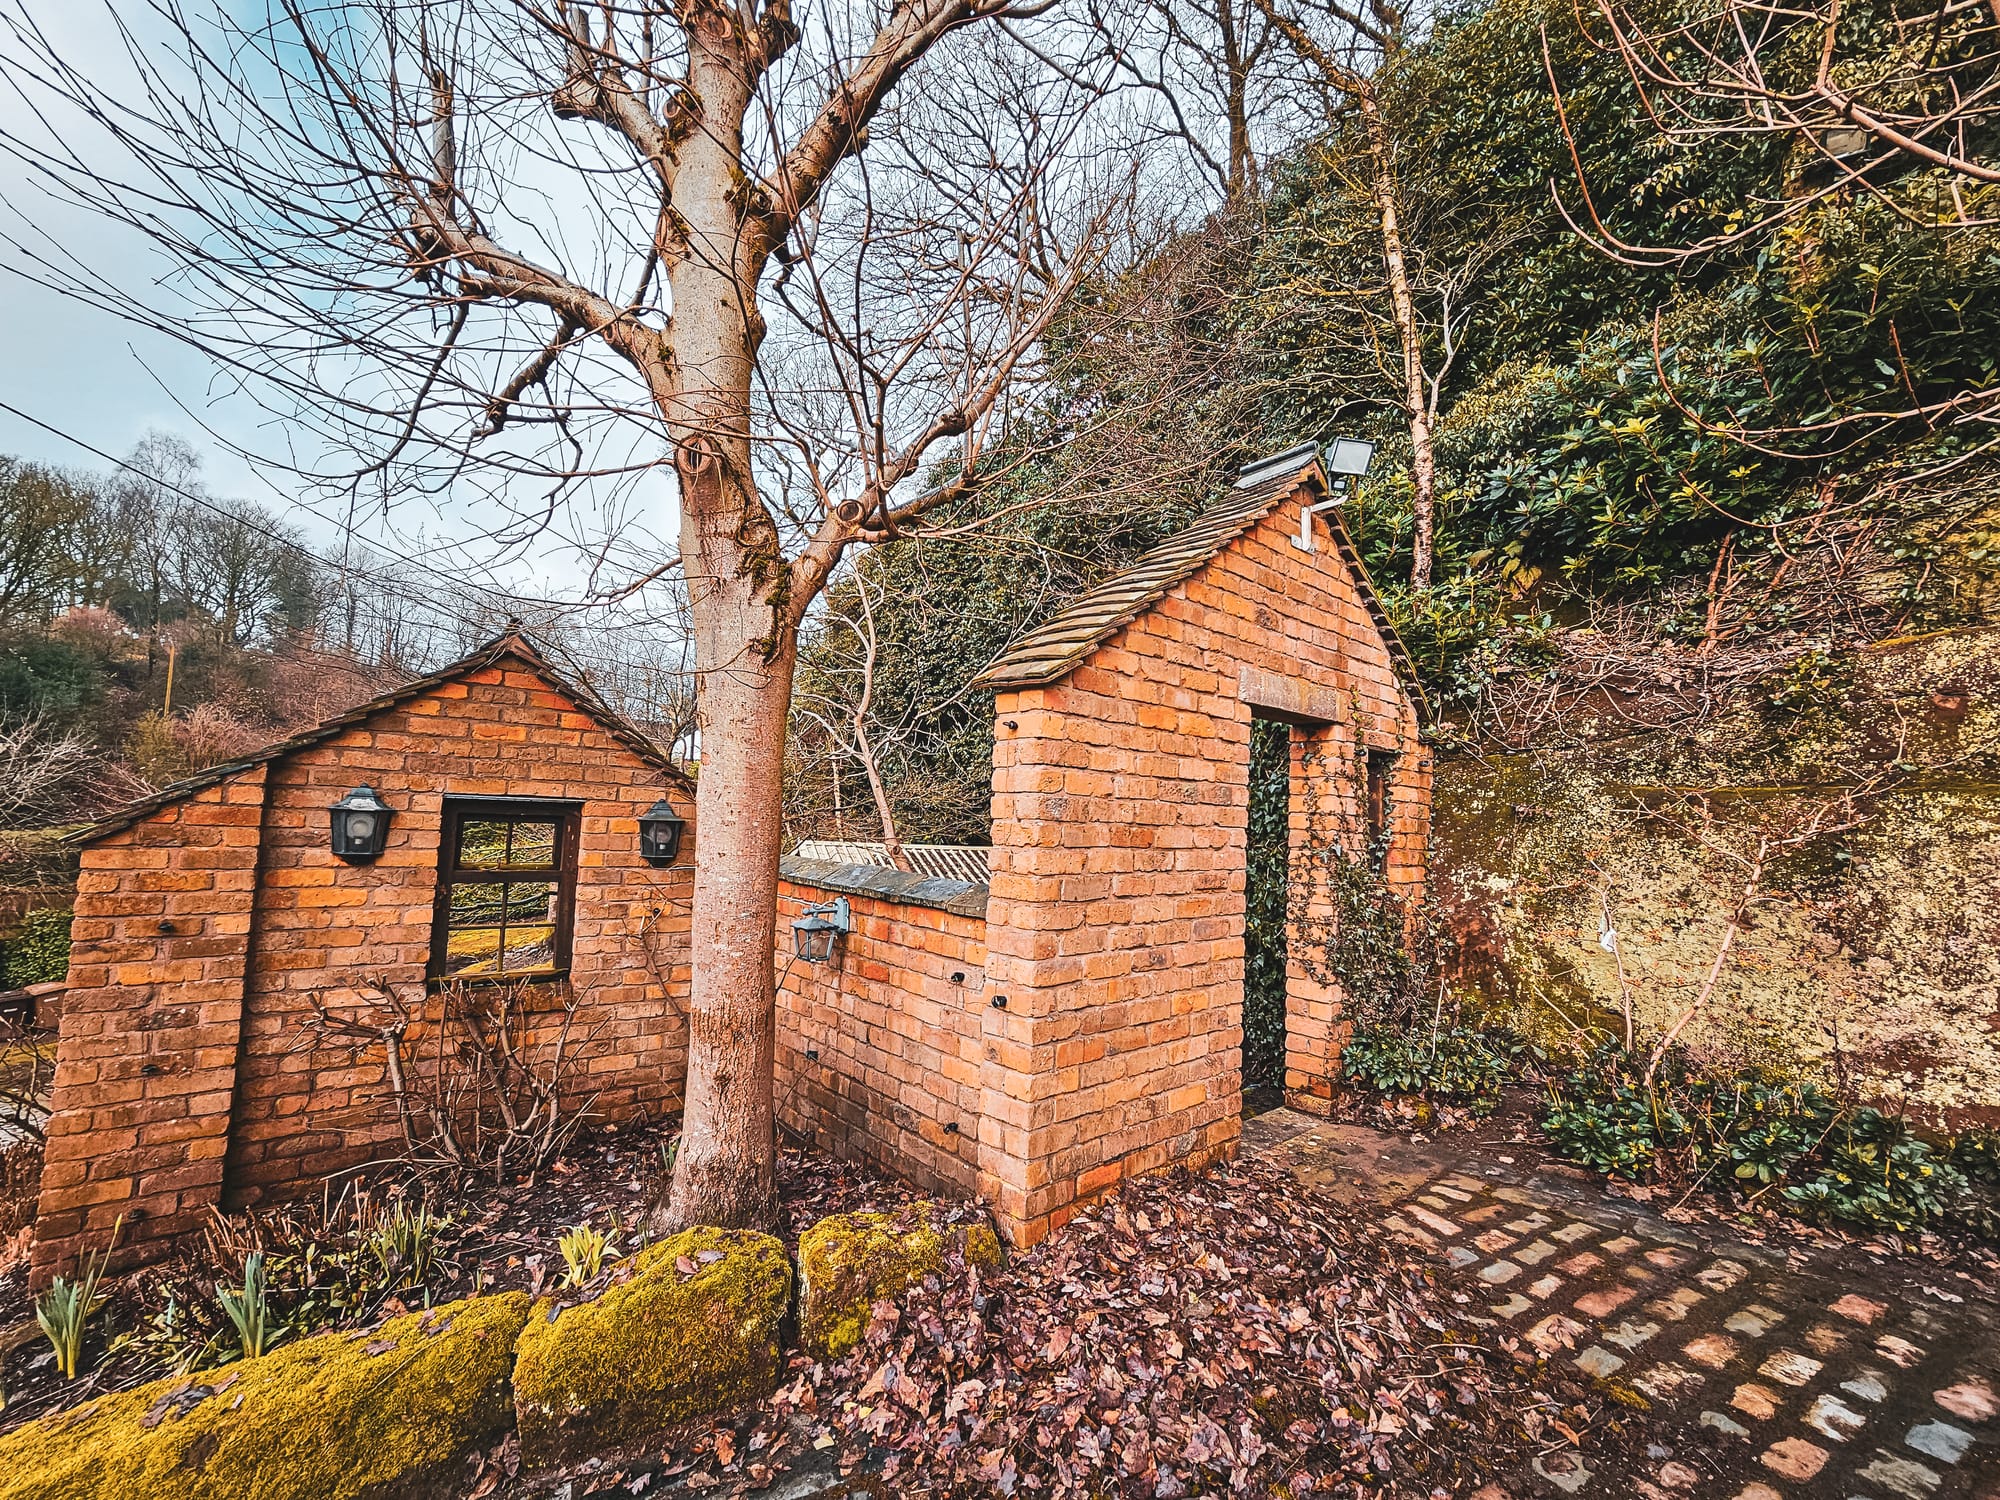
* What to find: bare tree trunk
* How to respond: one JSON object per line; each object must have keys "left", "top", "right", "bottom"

{"left": 656, "top": 46, "right": 789, "bottom": 1232}
{"left": 1248, "top": 0, "right": 1435, "bottom": 588}
{"left": 1355, "top": 83, "right": 1435, "bottom": 591}
{"left": 1218, "top": 0, "right": 1257, "bottom": 203}
{"left": 850, "top": 578, "right": 911, "bottom": 870}
{"left": 662, "top": 642, "right": 793, "bottom": 1231}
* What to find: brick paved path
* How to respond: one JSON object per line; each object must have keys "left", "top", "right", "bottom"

{"left": 1246, "top": 1110, "right": 2000, "bottom": 1499}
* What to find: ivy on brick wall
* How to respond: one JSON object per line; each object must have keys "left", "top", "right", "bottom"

{"left": 1245, "top": 724, "right": 1447, "bottom": 1087}
{"left": 2, "top": 905, "right": 71, "bottom": 989}
{"left": 1284, "top": 739, "right": 1423, "bottom": 1025}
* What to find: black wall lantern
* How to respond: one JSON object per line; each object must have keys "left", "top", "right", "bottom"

{"left": 791, "top": 897, "right": 851, "bottom": 964}
{"left": 638, "top": 798, "right": 688, "bottom": 866}
{"left": 329, "top": 786, "right": 393, "bottom": 862}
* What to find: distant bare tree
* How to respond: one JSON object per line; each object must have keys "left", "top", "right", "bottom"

{"left": 1251, "top": 0, "right": 1451, "bottom": 587}
{"left": 1087, "top": 0, "right": 1302, "bottom": 203}
{"left": 0, "top": 0, "right": 1127, "bottom": 1230}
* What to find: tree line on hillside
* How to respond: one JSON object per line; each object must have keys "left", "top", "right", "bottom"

{"left": 0, "top": 433, "right": 697, "bottom": 843}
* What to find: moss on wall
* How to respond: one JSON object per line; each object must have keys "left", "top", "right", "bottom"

{"left": 0, "top": 1291, "right": 530, "bottom": 1500}
{"left": 510, "top": 1225, "right": 791, "bottom": 1468}
{"left": 797, "top": 1201, "right": 1003, "bottom": 1363}
{"left": 1433, "top": 628, "right": 2000, "bottom": 1121}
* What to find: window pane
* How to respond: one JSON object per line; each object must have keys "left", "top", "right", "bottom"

{"left": 456, "top": 816, "right": 558, "bottom": 870}
{"left": 436, "top": 808, "right": 571, "bottom": 982}
{"left": 507, "top": 820, "right": 558, "bottom": 867}
{"left": 497, "top": 923, "right": 558, "bottom": 974}
{"left": 500, "top": 880, "right": 557, "bottom": 925}
{"left": 447, "top": 883, "right": 508, "bottom": 928}
{"left": 443, "top": 926, "right": 505, "bottom": 978}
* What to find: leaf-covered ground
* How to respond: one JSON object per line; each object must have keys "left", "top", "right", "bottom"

{"left": 535, "top": 1156, "right": 1635, "bottom": 1498}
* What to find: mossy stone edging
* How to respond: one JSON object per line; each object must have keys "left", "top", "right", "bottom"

{"left": 0, "top": 1291, "right": 531, "bottom": 1500}
{"left": 510, "top": 1224, "right": 792, "bottom": 1467}
{"left": 797, "top": 1200, "right": 1003, "bottom": 1362}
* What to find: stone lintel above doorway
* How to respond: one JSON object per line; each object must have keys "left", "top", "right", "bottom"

{"left": 1239, "top": 665, "right": 1345, "bottom": 727}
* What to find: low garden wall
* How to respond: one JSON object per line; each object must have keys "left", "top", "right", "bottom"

{"left": 775, "top": 858, "right": 991, "bottom": 1204}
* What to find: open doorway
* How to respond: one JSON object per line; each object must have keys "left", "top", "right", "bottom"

{"left": 1242, "top": 715, "right": 1291, "bottom": 1117}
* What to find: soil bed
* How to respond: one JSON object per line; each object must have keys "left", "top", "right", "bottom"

{"left": 0, "top": 1119, "right": 921, "bottom": 1437}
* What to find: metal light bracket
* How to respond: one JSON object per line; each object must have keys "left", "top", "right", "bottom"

{"left": 1292, "top": 484, "right": 1349, "bottom": 553}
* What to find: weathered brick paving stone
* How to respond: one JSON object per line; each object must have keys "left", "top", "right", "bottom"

{"left": 1249, "top": 1114, "right": 2000, "bottom": 1498}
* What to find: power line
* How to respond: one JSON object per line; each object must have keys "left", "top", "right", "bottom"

{"left": 0, "top": 396, "right": 667, "bottom": 618}
{"left": 0, "top": 396, "right": 692, "bottom": 690}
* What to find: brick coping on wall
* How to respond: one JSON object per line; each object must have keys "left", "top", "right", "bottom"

{"left": 777, "top": 855, "right": 989, "bottom": 919}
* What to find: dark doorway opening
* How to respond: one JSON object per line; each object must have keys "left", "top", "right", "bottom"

{"left": 1242, "top": 716, "right": 1291, "bottom": 1117}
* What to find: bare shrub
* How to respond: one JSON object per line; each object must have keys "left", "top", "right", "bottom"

{"left": 297, "top": 978, "right": 601, "bottom": 1182}
{"left": 0, "top": 718, "right": 132, "bottom": 831}
{"left": 125, "top": 702, "right": 270, "bottom": 786}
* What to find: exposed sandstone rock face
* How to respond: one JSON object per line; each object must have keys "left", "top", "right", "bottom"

{"left": 1432, "top": 627, "right": 2000, "bottom": 1119}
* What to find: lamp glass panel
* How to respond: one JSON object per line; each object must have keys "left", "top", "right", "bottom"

{"left": 344, "top": 812, "right": 376, "bottom": 845}
{"left": 1325, "top": 438, "right": 1376, "bottom": 476}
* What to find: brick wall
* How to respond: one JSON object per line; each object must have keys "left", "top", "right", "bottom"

{"left": 33, "top": 658, "right": 692, "bottom": 1282}
{"left": 773, "top": 862, "right": 991, "bottom": 1201}
{"left": 983, "top": 497, "right": 1431, "bottom": 1245}
{"left": 224, "top": 664, "right": 690, "bottom": 1205}
{"left": 33, "top": 769, "right": 268, "bottom": 1275}
{"left": 35, "top": 494, "right": 1429, "bottom": 1273}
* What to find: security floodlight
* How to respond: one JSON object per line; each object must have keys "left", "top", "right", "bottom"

{"left": 1324, "top": 437, "right": 1377, "bottom": 477}
{"left": 1294, "top": 437, "right": 1378, "bottom": 553}
{"left": 329, "top": 786, "right": 393, "bottom": 862}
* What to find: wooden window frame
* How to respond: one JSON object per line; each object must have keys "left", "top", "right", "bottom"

{"left": 429, "top": 796, "right": 582, "bottom": 985}
{"left": 1364, "top": 749, "right": 1395, "bottom": 870}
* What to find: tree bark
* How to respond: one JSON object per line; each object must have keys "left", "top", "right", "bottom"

{"left": 1218, "top": 1, "right": 1257, "bottom": 203}
{"left": 850, "top": 578, "right": 911, "bottom": 870}
{"left": 1247, "top": 0, "right": 1435, "bottom": 589}
{"left": 650, "top": 33, "right": 792, "bottom": 1234}
{"left": 1355, "top": 83, "right": 1436, "bottom": 591}
{"left": 662, "top": 636, "right": 794, "bottom": 1231}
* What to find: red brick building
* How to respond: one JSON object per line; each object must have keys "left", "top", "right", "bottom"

{"left": 777, "top": 447, "right": 1432, "bottom": 1247}
{"left": 33, "top": 447, "right": 1430, "bottom": 1278}
{"left": 31, "top": 631, "right": 693, "bottom": 1283}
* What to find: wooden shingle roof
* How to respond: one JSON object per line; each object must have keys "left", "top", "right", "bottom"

{"left": 969, "top": 452, "right": 1429, "bottom": 723}
{"left": 68, "top": 627, "right": 689, "bottom": 845}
